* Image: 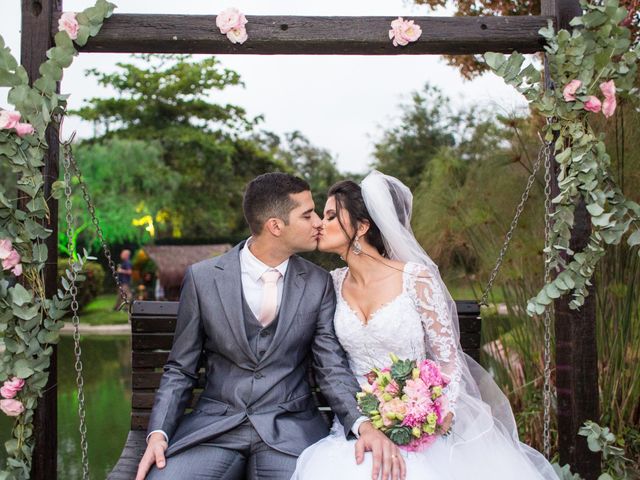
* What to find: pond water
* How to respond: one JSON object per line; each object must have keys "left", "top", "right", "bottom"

{"left": 1, "top": 335, "right": 132, "bottom": 479}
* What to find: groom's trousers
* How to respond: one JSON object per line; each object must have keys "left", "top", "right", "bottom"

{"left": 146, "top": 420, "right": 298, "bottom": 480}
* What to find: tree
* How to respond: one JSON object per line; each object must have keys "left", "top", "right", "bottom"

{"left": 413, "top": 0, "right": 639, "bottom": 79}
{"left": 59, "top": 138, "right": 179, "bottom": 254}
{"left": 72, "top": 55, "right": 282, "bottom": 239}
{"left": 272, "top": 130, "right": 350, "bottom": 211}
{"left": 371, "top": 84, "right": 457, "bottom": 190}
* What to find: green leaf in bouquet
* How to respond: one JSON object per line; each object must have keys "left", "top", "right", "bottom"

{"left": 357, "top": 392, "right": 380, "bottom": 416}
{"left": 390, "top": 358, "right": 415, "bottom": 383}
{"left": 387, "top": 426, "right": 412, "bottom": 446}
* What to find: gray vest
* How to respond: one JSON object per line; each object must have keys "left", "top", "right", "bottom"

{"left": 242, "top": 294, "right": 278, "bottom": 360}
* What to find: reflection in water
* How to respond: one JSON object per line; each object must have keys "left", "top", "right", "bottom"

{"left": 0, "top": 335, "right": 132, "bottom": 479}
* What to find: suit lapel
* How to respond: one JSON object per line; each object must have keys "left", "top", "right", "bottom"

{"left": 261, "top": 255, "right": 307, "bottom": 362}
{"left": 213, "top": 242, "right": 259, "bottom": 364}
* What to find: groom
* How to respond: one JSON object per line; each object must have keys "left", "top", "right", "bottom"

{"left": 136, "top": 173, "right": 405, "bottom": 480}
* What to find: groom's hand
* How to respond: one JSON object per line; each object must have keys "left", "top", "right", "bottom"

{"left": 355, "top": 421, "right": 406, "bottom": 480}
{"left": 135, "top": 432, "right": 168, "bottom": 480}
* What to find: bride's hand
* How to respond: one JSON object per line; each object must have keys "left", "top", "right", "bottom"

{"left": 441, "top": 412, "right": 454, "bottom": 434}
{"left": 355, "top": 421, "right": 406, "bottom": 480}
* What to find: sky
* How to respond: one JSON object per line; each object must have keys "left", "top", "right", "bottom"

{"left": 1, "top": 0, "right": 530, "bottom": 173}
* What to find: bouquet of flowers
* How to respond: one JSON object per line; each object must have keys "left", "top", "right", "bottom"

{"left": 356, "top": 354, "right": 451, "bottom": 452}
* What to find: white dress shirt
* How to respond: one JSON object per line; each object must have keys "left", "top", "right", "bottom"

{"left": 148, "top": 239, "right": 366, "bottom": 443}
{"left": 240, "top": 238, "right": 288, "bottom": 319}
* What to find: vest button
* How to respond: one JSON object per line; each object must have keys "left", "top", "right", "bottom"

{"left": 254, "top": 372, "right": 264, "bottom": 379}
{"left": 247, "top": 407, "right": 254, "bottom": 415}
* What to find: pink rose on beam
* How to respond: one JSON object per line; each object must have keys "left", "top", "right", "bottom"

{"left": 584, "top": 96, "right": 602, "bottom": 113}
{"left": 1, "top": 377, "right": 25, "bottom": 399}
{"left": 562, "top": 79, "right": 582, "bottom": 102}
{"left": 15, "top": 123, "right": 35, "bottom": 138}
{"left": 600, "top": 80, "right": 616, "bottom": 118}
{"left": 216, "top": 8, "right": 247, "bottom": 34}
{"left": 389, "top": 17, "right": 422, "bottom": 47}
{"left": 58, "top": 12, "right": 79, "bottom": 40}
{"left": 0, "top": 399, "right": 25, "bottom": 417}
{"left": 226, "top": 27, "right": 248, "bottom": 45}
{"left": 0, "top": 110, "right": 21, "bottom": 130}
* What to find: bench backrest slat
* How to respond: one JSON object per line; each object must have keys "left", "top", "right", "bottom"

{"left": 129, "top": 300, "right": 481, "bottom": 430}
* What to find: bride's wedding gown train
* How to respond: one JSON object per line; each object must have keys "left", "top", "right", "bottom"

{"left": 292, "top": 263, "right": 559, "bottom": 480}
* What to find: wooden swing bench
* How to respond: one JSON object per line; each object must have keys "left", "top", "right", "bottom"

{"left": 107, "top": 299, "right": 481, "bottom": 479}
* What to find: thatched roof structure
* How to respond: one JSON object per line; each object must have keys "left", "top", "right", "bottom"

{"left": 143, "top": 244, "right": 232, "bottom": 300}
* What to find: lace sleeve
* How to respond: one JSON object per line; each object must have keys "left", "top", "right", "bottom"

{"left": 407, "top": 263, "right": 463, "bottom": 415}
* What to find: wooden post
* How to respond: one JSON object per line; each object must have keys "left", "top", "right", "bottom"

{"left": 20, "top": 1, "right": 62, "bottom": 478}
{"left": 541, "top": 1, "right": 601, "bottom": 478}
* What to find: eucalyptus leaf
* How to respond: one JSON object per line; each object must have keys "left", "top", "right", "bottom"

{"left": 13, "top": 359, "right": 35, "bottom": 378}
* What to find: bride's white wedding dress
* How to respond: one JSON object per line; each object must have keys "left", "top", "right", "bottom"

{"left": 291, "top": 262, "right": 559, "bottom": 480}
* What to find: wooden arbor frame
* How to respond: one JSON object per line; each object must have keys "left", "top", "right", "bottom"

{"left": 20, "top": 0, "right": 599, "bottom": 478}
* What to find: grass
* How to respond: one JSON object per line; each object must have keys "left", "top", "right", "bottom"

{"left": 79, "top": 294, "right": 129, "bottom": 326}
{"left": 445, "top": 278, "right": 506, "bottom": 304}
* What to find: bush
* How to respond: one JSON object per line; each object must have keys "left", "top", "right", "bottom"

{"left": 57, "top": 259, "right": 106, "bottom": 312}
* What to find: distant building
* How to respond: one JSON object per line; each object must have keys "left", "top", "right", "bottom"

{"left": 140, "top": 244, "right": 232, "bottom": 300}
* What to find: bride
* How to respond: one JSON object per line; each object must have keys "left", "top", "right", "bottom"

{"left": 291, "top": 171, "right": 559, "bottom": 480}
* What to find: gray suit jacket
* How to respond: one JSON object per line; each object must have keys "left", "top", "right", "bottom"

{"left": 148, "top": 242, "right": 362, "bottom": 457}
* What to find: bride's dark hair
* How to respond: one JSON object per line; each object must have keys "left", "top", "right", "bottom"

{"left": 327, "top": 180, "right": 388, "bottom": 257}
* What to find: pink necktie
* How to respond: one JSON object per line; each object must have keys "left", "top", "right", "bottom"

{"left": 258, "top": 269, "right": 282, "bottom": 327}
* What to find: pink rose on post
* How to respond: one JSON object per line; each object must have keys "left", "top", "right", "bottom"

{"left": 0, "top": 399, "right": 25, "bottom": 417}
{"left": 0, "top": 110, "right": 21, "bottom": 130}
{"left": 562, "top": 79, "right": 582, "bottom": 102}
{"left": 58, "top": 12, "right": 79, "bottom": 40}
{"left": 0, "top": 239, "right": 22, "bottom": 276}
{"left": 1, "top": 377, "right": 25, "bottom": 399}
{"left": 584, "top": 96, "right": 602, "bottom": 113}
{"left": 15, "top": 123, "right": 35, "bottom": 138}
{"left": 0, "top": 239, "right": 12, "bottom": 258}
{"left": 389, "top": 17, "right": 422, "bottom": 47}
{"left": 600, "top": 80, "right": 616, "bottom": 118}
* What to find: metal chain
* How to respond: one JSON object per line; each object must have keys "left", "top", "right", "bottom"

{"left": 475, "top": 126, "right": 555, "bottom": 457}
{"left": 542, "top": 126, "right": 554, "bottom": 459}
{"left": 64, "top": 142, "right": 131, "bottom": 312}
{"left": 480, "top": 140, "right": 553, "bottom": 307}
{"left": 61, "top": 140, "right": 90, "bottom": 480}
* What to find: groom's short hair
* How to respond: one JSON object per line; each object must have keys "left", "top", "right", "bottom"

{"left": 243, "top": 172, "right": 310, "bottom": 234}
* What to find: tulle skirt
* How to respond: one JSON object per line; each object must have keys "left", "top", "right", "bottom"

{"left": 291, "top": 392, "right": 559, "bottom": 480}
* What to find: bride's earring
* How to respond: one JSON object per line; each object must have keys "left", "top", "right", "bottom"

{"left": 352, "top": 236, "right": 362, "bottom": 255}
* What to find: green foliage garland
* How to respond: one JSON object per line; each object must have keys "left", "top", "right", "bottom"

{"left": 484, "top": 0, "right": 640, "bottom": 315}
{"left": 0, "top": 1, "right": 115, "bottom": 477}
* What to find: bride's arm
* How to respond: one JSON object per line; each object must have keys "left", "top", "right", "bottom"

{"left": 411, "top": 265, "right": 463, "bottom": 416}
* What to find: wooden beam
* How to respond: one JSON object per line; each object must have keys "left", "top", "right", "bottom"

{"left": 542, "top": 0, "right": 601, "bottom": 478}
{"left": 53, "top": 14, "right": 554, "bottom": 55}
{"left": 21, "top": 1, "right": 61, "bottom": 479}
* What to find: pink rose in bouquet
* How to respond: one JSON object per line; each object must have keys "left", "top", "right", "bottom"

{"left": 356, "top": 354, "right": 452, "bottom": 452}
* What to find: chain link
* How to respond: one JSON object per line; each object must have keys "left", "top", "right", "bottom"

{"left": 479, "top": 140, "right": 552, "bottom": 307}
{"left": 542, "top": 123, "right": 554, "bottom": 459}
{"left": 61, "top": 140, "right": 90, "bottom": 480}
{"left": 476, "top": 124, "right": 555, "bottom": 458}
{"left": 64, "top": 142, "right": 131, "bottom": 312}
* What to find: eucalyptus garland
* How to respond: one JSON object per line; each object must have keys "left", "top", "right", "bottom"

{"left": 0, "top": 1, "right": 115, "bottom": 477}
{"left": 484, "top": 0, "right": 640, "bottom": 315}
